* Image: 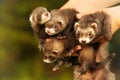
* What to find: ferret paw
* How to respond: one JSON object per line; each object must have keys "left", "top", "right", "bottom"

{"left": 67, "top": 49, "right": 76, "bottom": 56}
{"left": 52, "top": 60, "right": 64, "bottom": 71}
{"left": 38, "top": 44, "right": 44, "bottom": 51}
{"left": 75, "top": 70, "right": 82, "bottom": 75}
{"left": 78, "top": 67, "right": 88, "bottom": 74}
{"left": 80, "top": 69, "right": 87, "bottom": 74}
{"left": 107, "top": 36, "right": 112, "bottom": 41}
{"left": 104, "top": 34, "right": 112, "bottom": 41}
{"left": 67, "top": 51, "right": 73, "bottom": 56}
{"left": 57, "top": 36, "right": 66, "bottom": 39}
{"left": 52, "top": 65, "right": 61, "bottom": 71}
{"left": 66, "top": 62, "right": 72, "bottom": 67}
{"left": 38, "top": 44, "right": 43, "bottom": 51}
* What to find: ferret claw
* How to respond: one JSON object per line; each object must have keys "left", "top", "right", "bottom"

{"left": 57, "top": 36, "right": 66, "bottom": 39}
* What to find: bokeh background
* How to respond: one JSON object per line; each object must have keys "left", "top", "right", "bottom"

{"left": 0, "top": 0, "right": 120, "bottom": 80}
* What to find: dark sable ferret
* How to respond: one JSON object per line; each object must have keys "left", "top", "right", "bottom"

{"left": 29, "top": 7, "right": 52, "bottom": 50}
{"left": 45, "top": 8, "right": 78, "bottom": 37}
{"left": 42, "top": 37, "right": 80, "bottom": 71}
{"left": 42, "top": 38, "right": 66, "bottom": 64}
{"left": 74, "top": 11, "right": 112, "bottom": 74}
{"left": 74, "top": 11, "right": 112, "bottom": 44}
{"left": 73, "top": 53, "right": 116, "bottom": 80}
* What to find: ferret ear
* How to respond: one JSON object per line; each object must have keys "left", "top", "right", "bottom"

{"left": 29, "top": 14, "right": 33, "bottom": 22}
{"left": 29, "top": 14, "right": 36, "bottom": 24}
{"left": 91, "top": 23, "right": 97, "bottom": 30}
{"left": 74, "top": 22, "right": 79, "bottom": 31}
{"left": 29, "top": 14, "right": 38, "bottom": 28}
{"left": 43, "top": 11, "right": 51, "bottom": 17}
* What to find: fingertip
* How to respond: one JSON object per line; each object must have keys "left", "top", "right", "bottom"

{"left": 76, "top": 13, "right": 82, "bottom": 19}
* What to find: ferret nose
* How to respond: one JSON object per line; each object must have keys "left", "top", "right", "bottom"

{"left": 46, "top": 30, "right": 51, "bottom": 34}
{"left": 81, "top": 40, "right": 86, "bottom": 44}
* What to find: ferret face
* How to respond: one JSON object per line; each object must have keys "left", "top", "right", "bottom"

{"left": 29, "top": 7, "right": 51, "bottom": 25}
{"left": 42, "top": 38, "right": 65, "bottom": 63}
{"left": 45, "top": 10, "right": 67, "bottom": 35}
{"left": 74, "top": 22, "right": 97, "bottom": 45}
{"left": 45, "top": 19, "right": 64, "bottom": 35}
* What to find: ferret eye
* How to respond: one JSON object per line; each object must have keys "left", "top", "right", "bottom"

{"left": 88, "top": 32, "right": 92, "bottom": 36}
{"left": 77, "top": 33, "right": 80, "bottom": 36}
{"left": 76, "top": 32, "right": 81, "bottom": 38}
{"left": 37, "top": 15, "right": 41, "bottom": 21}
{"left": 54, "top": 26, "right": 58, "bottom": 31}
{"left": 58, "top": 21, "right": 62, "bottom": 25}
{"left": 77, "top": 32, "right": 81, "bottom": 36}
{"left": 58, "top": 20, "right": 63, "bottom": 25}
{"left": 54, "top": 26, "right": 57, "bottom": 29}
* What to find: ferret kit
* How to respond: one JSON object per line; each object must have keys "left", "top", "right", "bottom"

{"left": 29, "top": 7, "right": 116, "bottom": 80}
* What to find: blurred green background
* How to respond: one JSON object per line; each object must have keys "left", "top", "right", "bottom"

{"left": 0, "top": 0, "right": 120, "bottom": 80}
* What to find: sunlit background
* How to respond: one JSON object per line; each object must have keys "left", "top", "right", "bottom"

{"left": 0, "top": 0, "right": 120, "bottom": 80}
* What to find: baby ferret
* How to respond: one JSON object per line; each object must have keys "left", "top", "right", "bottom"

{"left": 42, "top": 37, "right": 80, "bottom": 71}
{"left": 42, "top": 38, "right": 66, "bottom": 64}
{"left": 45, "top": 8, "right": 78, "bottom": 37}
{"left": 74, "top": 11, "right": 112, "bottom": 44}
{"left": 29, "top": 7, "right": 52, "bottom": 50}
{"left": 74, "top": 11, "right": 112, "bottom": 74}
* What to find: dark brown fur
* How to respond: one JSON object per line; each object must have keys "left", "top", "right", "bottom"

{"left": 42, "top": 38, "right": 66, "bottom": 63}
{"left": 73, "top": 53, "right": 116, "bottom": 80}
{"left": 77, "top": 45, "right": 96, "bottom": 74}
{"left": 74, "top": 66, "right": 115, "bottom": 80}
